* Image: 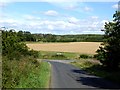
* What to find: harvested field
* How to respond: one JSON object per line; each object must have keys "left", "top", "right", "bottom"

{"left": 27, "top": 42, "right": 102, "bottom": 54}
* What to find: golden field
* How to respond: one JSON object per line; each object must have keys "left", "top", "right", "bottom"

{"left": 27, "top": 42, "right": 102, "bottom": 54}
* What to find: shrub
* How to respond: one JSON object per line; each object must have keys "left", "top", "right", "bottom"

{"left": 2, "top": 30, "right": 39, "bottom": 60}
{"left": 2, "top": 56, "right": 40, "bottom": 88}
{"left": 51, "top": 53, "right": 66, "bottom": 59}
{"left": 79, "top": 54, "right": 92, "bottom": 59}
{"left": 28, "top": 50, "right": 39, "bottom": 58}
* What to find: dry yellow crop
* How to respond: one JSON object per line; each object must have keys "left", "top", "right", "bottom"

{"left": 27, "top": 42, "right": 102, "bottom": 54}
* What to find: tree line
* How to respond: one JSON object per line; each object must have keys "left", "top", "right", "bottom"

{"left": 10, "top": 30, "right": 104, "bottom": 42}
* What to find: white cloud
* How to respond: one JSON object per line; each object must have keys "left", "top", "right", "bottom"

{"left": 65, "top": 4, "right": 78, "bottom": 10}
{"left": 0, "top": 2, "right": 5, "bottom": 7}
{"left": 47, "top": 1, "right": 81, "bottom": 11}
{"left": 3, "top": 18, "right": 17, "bottom": 23}
{"left": 91, "top": 16, "right": 98, "bottom": 19}
{"left": 0, "top": 0, "right": 119, "bottom": 3}
{"left": 84, "top": 6, "right": 93, "bottom": 11}
{"left": 48, "top": 25, "right": 54, "bottom": 30}
{"left": 44, "top": 10, "right": 58, "bottom": 16}
{"left": 23, "top": 15, "right": 41, "bottom": 20}
{"left": 49, "top": 2, "right": 93, "bottom": 14}
{"left": 90, "top": 22, "right": 99, "bottom": 28}
{"left": 62, "top": 2, "right": 80, "bottom": 10}
{"left": 0, "top": 2, "right": 9, "bottom": 7}
{"left": 101, "top": 20, "right": 109, "bottom": 24}
{"left": 68, "top": 17, "right": 80, "bottom": 24}
{"left": 0, "top": 1, "right": 13, "bottom": 9}
{"left": 112, "top": 4, "right": 118, "bottom": 9}
{"left": 23, "top": 15, "right": 35, "bottom": 20}
{"left": 1, "top": 14, "right": 108, "bottom": 34}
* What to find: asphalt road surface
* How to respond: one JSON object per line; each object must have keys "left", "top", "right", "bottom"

{"left": 46, "top": 60, "right": 120, "bottom": 89}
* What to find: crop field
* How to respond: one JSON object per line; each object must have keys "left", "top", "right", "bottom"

{"left": 27, "top": 42, "right": 102, "bottom": 54}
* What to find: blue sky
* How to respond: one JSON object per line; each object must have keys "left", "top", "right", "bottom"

{"left": 0, "top": 1, "right": 119, "bottom": 35}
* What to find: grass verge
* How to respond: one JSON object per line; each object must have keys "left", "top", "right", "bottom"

{"left": 2, "top": 56, "right": 51, "bottom": 88}
{"left": 71, "top": 59, "right": 120, "bottom": 84}
{"left": 38, "top": 51, "right": 93, "bottom": 60}
{"left": 16, "top": 61, "right": 51, "bottom": 88}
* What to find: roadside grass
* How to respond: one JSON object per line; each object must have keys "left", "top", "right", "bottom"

{"left": 16, "top": 61, "right": 50, "bottom": 88}
{"left": 2, "top": 56, "right": 51, "bottom": 88}
{"left": 38, "top": 51, "right": 93, "bottom": 60}
{"left": 24, "top": 41, "right": 44, "bottom": 44}
{"left": 71, "top": 59, "right": 120, "bottom": 84}
{"left": 25, "top": 41, "right": 72, "bottom": 45}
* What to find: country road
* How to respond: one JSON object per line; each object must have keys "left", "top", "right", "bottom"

{"left": 45, "top": 60, "right": 120, "bottom": 89}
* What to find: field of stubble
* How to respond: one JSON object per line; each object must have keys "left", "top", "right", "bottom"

{"left": 27, "top": 42, "right": 101, "bottom": 54}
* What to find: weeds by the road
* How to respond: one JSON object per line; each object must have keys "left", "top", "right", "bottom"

{"left": 16, "top": 61, "right": 50, "bottom": 88}
{"left": 2, "top": 56, "right": 50, "bottom": 88}
{"left": 2, "top": 30, "right": 51, "bottom": 88}
{"left": 71, "top": 59, "right": 120, "bottom": 84}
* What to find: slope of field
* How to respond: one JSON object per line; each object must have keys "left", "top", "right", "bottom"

{"left": 27, "top": 42, "right": 101, "bottom": 54}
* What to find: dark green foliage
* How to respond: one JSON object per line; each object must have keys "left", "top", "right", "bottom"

{"left": 95, "top": 11, "right": 120, "bottom": 70}
{"left": 2, "top": 56, "right": 40, "bottom": 88}
{"left": 2, "top": 30, "right": 26, "bottom": 60}
{"left": 24, "top": 31, "right": 36, "bottom": 41}
{"left": 79, "top": 54, "right": 92, "bottom": 59}
{"left": 2, "top": 30, "right": 40, "bottom": 88}
{"left": 28, "top": 50, "right": 39, "bottom": 58}
{"left": 2, "top": 30, "right": 39, "bottom": 60}
{"left": 43, "top": 34, "right": 56, "bottom": 42}
{"left": 17, "top": 31, "right": 36, "bottom": 42}
{"left": 2, "top": 29, "right": 104, "bottom": 42}
{"left": 79, "top": 54, "right": 89, "bottom": 59}
{"left": 51, "top": 53, "right": 66, "bottom": 59}
{"left": 16, "top": 31, "right": 104, "bottom": 42}
{"left": 17, "top": 31, "right": 25, "bottom": 41}
{"left": 40, "top": 34, "right": 104, "bottom": 42}
{"left": 2, "top": 28, "right": 104, "bottom": 43}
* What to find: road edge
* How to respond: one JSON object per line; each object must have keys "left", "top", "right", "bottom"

{"left": 47, "top": 61, "right": 52, "bottom": 88}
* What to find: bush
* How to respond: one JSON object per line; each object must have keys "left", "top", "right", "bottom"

{"left": 2, "top": 30, "right": 51, "bottom": 88}
{"left": 28, "top": 50, "right": 39, "bottom": 58}
{"left": 79, "top": 54, "right": 92, "bottom": 59}
{"left": 2, "top": 30, "right": 39, "bottom": 60}
{"left": 2, "top": 56, "right": 40, "bottom": 88}
{"left": 51, "top": 53, "right": 66, "bottom": 59}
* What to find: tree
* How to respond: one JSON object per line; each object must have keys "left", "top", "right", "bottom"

{"left": 2, "top": 30, "right": 29, "bottom": 60}
{"left": 95, "top": 11, "right": 120, "bottom": 70}
{"left": 44, "top": 34, "right": 56, "bottom": 42}
{"left": 17, "top": 31, "right": 25, "bottom": 41}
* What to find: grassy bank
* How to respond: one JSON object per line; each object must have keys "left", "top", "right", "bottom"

{"left": 71, "top": 59, "right": 120, "bottom": 84}
{"left": 2, "top": 30, "right": 51, "bottom": 88}
{"left": 38, "top": 51, "right": 93, "bottom": 60}
{"left": 2, "top": 56, "right": 51, "bottom": 88}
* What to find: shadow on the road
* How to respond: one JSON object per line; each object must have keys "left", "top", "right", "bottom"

{"left": 72, "top": 69, "right": 91, "bottom": 75}
{"left": 72, "top": 69, "right": 120, "bottom": 89}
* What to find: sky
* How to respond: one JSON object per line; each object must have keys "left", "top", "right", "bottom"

{"left": 0, "top": 0, "right": 120, "bottom": 35}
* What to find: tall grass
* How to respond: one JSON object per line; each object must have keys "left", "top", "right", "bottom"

{"left": 2, "top": 30, "right": 51, "bottom": 88}
{"left": 2, "top": 56, "right": 50, "bottom": 88}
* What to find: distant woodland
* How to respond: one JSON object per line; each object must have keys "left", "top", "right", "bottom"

{"left": 7, "top": 30, "right": 104, "bottom": 42}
